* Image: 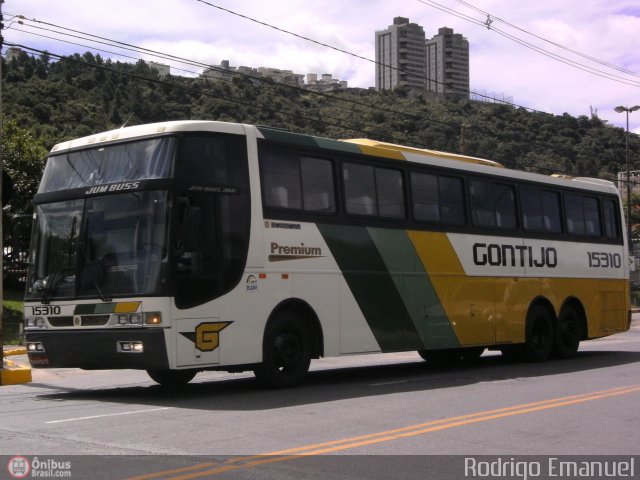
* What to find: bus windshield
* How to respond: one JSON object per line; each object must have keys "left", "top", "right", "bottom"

{"left": 39, "top": 137, "right": 176, "bottom": 193}
{"left": 26, "top": 191, "right": 170, "bottom": 301}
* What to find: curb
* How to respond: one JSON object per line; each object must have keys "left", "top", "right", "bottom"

{"left": 1, "top": 346, "right": 32, "bottom": 386}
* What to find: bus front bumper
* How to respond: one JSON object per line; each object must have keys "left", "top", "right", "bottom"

{"left": 25, "top": 329, "right": 170, "bottom": 370}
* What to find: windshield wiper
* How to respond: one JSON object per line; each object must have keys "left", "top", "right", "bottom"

{"left": 78, "top": 241, "right": 112, "bottom": 303}
{"left": 41, "top": 217, "right": 77, "bottom": 304}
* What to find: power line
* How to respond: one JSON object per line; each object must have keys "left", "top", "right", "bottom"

{"left": 191, "top": 0, "right": 547, "bottom": 111}
{"left": 450, "top": 0, "right": 640, "bottom": 80}
{"left": 417, "top": 0, "right": 640, "bottom": 87}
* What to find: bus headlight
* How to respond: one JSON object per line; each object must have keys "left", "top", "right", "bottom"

{"left": 117, "top": 341, "right": 144, "bottom": 353}
{"left": 144, "top": 312, "right": 162, "bottom": 325}
{"left": 26, "top": 317, "right": 46, "bottom": 329}
{"left": 112, "top": 312, "right": 161, "bottom": 326}
{"left": 27, "top": 342, "right": 46, "bottom": 352}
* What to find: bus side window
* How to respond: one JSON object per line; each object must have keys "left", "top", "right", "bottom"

{"left": 376, "top": 168, "right": 405, "bottom": 219}
{"left": 583, "top": 197, "right": 601, "bottom": 236}
{"left": 521, "top": 187, "right": 561, "bottom": 233}
{"left": 344, "top": 163, "right": 377, "bottom": 216}
{"left": 411, "top": 172, "right": 440, "bottom": 223}
{"left": 300, "top": 157, "right": 336, "bottom": 213}
{"left": 262, "top": 152, "right": 302, "bottom": 210}
{"left": 470, "top": 179, "right": 516, "bottom": 230}
{"left": 602, "top": 198, "right": 620, "bottom": 240}
{"left": 439, "top": 176, "right": 465, "bottom": 225}
{"left": 260, "top": 149, "right": 336, "bottom": 213}
{"left": 565, "top": 193, "right": 601, "bottom": 237}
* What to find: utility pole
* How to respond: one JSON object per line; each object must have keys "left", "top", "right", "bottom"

{"left": 615, "top": 105, "right": 640, "bottom": 254}
{"left": 1, "top": 0, "right": 5, "bottom": 352}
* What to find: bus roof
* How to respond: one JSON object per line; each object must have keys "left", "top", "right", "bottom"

{"left": 49, "top": 120, "right": 619, "bottom": 196}
{"left": 49, "top": 120, "right": 247, "bottom": 153}
{"left": 341, "top": 138, "right": 505, "bottom": 168}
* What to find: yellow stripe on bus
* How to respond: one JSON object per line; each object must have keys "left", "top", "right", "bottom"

{"left": 114, "top": 302, "right": 142, "bottom": 313}
{"left": 408, "top": 231, "right": 629, "bottom": 346}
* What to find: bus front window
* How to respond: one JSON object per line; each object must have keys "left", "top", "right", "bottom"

{"left": 28, "top": 200, "right": 83, "bottom": 300}
{"left": 26, "top": 192, "right": 171, "bottom": 300}
{"left": 79, "top": 191, "right": 170, "bottom": 298}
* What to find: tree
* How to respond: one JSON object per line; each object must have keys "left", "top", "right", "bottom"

{"left": 2, "top": 120, "right": 47, "bottom": 218}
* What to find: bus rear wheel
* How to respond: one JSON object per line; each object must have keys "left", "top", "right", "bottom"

{"left": 254, "top": 311, "right": 311, "bottom": 388}
{"left": 147, "top": 369, "right": 197, "bottom": 386}
{"left": 553, "top": 305, "right": 581, "bottom": 359}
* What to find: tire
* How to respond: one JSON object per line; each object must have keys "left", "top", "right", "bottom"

{"left": 147, "top": 369, "right": 197, "bottom": 386}
{"left": 519, "top": 304, "right": 554, "bottom": 362}
{"left": 418, "top": 348, "right": 462, "bottom": 364}
{"left": 254, "top": 311, "right": 311, "bottom": 388}
{"left": 553, "top": 305, "right": 581, "bottom": 359}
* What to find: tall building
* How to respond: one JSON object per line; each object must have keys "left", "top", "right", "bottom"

{"left": 425, "top": 27, "right": 470, "bottom": 99}
{"left": 375, "top": 17, "right": 426, "bottom": 95}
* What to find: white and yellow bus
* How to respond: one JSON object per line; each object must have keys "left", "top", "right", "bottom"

{"left": 24, "top": 120, "right": 631, "bottom": 387}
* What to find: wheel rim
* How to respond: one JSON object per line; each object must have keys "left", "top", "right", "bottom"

{"left": 560, "top": 316, "right": 579, "bottom": 348}
{"left": 273, "top": 332, "right": 303, "bottom": 371}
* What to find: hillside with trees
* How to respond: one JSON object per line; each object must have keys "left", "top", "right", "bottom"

{"left": 2, "top": 49, "right": 639, "bottom": 244}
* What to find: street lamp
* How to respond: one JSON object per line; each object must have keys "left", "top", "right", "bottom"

{"left": 615, "top": 105, "right": 640, "bottom": 253}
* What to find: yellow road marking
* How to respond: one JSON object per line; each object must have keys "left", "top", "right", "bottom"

{"left": 125, "top": 384, "right": 640, "bottom": 480}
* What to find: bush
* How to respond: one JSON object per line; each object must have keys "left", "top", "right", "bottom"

{"left": 2, "top": 289, "right": 24, "bottom": 345}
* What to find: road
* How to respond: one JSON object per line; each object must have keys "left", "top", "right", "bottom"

{"left": 1, "top": 318, "right": 639, "bottom": 479}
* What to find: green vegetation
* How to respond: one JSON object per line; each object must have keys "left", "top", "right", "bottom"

{"left": 2, "top": 49, "right": 638, "bottom": 179}
{"left": 2, "top": 290, "right": 24, "bottom": 345}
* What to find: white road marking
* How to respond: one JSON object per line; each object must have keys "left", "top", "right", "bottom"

{"left": 45, "top": 407, "right": 172, "bottom": 424}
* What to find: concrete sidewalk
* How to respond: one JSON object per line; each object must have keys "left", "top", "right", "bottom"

{"left": 1, "top": 345, "right": 32, "bottom": 386}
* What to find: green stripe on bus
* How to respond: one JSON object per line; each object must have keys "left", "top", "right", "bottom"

{"left": 258, "top": 127, "right": 362, "bottom": 154}
{"left": 317, "top": 224, "right": 421, "bottom": 351}
{"left": 367, "top": 228, "right": 460, "bottom": 350}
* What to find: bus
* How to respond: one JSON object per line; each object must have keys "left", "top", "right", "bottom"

{"left": 23, "top": 120, "right": 631, "bottom": 387}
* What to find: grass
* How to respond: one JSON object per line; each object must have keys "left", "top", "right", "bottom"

{"left": 2, "top": 289, "right": 25, "bottom": 345}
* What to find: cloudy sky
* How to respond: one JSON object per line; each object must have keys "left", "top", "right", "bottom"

{"left": 4, "top": 0, "right": 640, "bottom": 134}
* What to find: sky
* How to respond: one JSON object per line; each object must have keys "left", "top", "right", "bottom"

{"left": 4, "top": 0, "right": 640, "bottom": 134}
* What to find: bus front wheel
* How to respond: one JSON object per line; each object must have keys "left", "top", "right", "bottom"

{"left": 147, "top": 369, "right": 197, "bottom": 386}
{"left": 254, "top": 311, "right": 311, "bottom": 388}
